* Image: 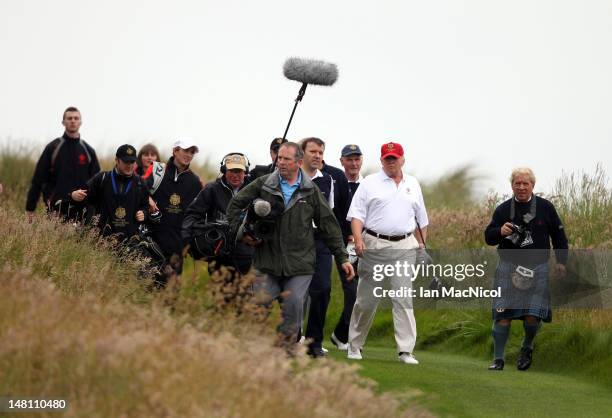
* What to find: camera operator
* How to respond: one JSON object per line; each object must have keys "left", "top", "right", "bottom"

{"left": 249, "top": 137, "right": 288, "bottom": 180}
{"left": 226, "top": 142, "right": 354, "bottom": 350}
{"left": 182, "top": 153, "right": 253, "bottom": 274}
{"left": 484, "top": 167, "right": 568, "bottom": 371}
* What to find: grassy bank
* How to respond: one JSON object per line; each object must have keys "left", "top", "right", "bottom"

{"left": 0, "top": 205, "right": 426, "bottom": 417}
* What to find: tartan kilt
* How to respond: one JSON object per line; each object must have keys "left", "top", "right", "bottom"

{"left": 492, "top": 260, "right": 552, "bottom": 323}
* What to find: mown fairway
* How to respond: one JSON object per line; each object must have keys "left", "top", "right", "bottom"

{"left": 328, "top": 346, "right": 612, "bottom": 418}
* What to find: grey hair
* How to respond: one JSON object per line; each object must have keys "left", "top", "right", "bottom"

{"left": 279, "top": 142, "right": 304, "bottom": 162}
{"left": 510, "top": 167, "right": 536, "bottom": 184}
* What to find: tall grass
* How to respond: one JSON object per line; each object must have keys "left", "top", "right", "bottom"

{"left": 421, "top": 164, "right": 481, "bottom": 210}
{"left": 550, "top": 163, "right": 612, "bottom": 248}
{"left": 1, "top": 270, "right": 428, "bottom": 418}
{"left": 0, "top": 145, "right": 36, "bottom": 208}
{"left": 0, "top": 202, "right": 425, "bottom": 417}
{"left": 0, "top": 206, "right": 151, "bottom": 302}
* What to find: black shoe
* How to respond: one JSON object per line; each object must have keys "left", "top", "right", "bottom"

{"left": 517, "top": 347, "right": 533, "bottom": 371}
{"left": 488, "top": 359, "right": 504, "bottom": 370}
{"left": 307, "top": 346, "right": 328, "bottom": 358}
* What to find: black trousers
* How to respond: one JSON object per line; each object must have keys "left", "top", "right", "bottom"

{"left": 47, "top": 199, "right": 88, "bottom": 223}
{"left": 305, "top": 239, "right": 332, "bottom": 349}
{"left": 332, "top": 259, "right": 359, "bottom": 344}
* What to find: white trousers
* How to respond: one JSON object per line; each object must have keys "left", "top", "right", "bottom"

{"left": 348, "top": 233, "right": 419, "bottom": 354}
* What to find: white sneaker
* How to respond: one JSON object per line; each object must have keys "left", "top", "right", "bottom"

{"left": 322, "top": 347, "right": 329, "bottom": 353}
{"left": 298, "top": 336, "right": 306, "bottom": 344}
{"left": 331, "top": 333, "right": 349, "bottom": 351}
{"left": 398, "top": 352, "right": 419, "bottom": 364}
{"left": 347, "top": 346, "right": 363, "bottom": 360}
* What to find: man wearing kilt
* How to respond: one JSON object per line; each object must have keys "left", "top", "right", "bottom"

{"left": 485, "top": 167, "right": 568, "bottom": 371}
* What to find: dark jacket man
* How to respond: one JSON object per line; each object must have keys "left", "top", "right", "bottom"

{"left": 483, "top": 168, "right": 568, "bottom": 372}
{"left": 27, "top": 116, "right": 100, "bottom": 221}
{"left": 71, "top": 145, "right": 149, "bottom": 240}
{"left": 322, "top": 162, "right": 351, "bottom": 241}
{"left": 485, "top": 195, "right": 569, "bottom": 266}
{"left": 26, "top": 134, "right": 100, "bottom": 211}
{"left": 182, "top": 156, "right": 254, "bottom": 273}
{"left": 148, "top": 156, "right": 202, "bottom": 259}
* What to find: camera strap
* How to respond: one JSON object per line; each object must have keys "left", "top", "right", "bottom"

{"left": 510, "top": 195, "right": 537, "bottom": 225}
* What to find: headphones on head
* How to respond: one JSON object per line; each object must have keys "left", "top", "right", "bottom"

{"left": 220, "top": 152, "right": 250, "bottom": 175}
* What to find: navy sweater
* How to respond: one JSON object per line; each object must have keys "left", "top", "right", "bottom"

{"left": 485, "top": 196, "right": 568, "bottom": 266}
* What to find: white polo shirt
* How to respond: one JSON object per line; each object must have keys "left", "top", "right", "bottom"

{"left": 347, "top": 170, "right": 428, "bottom": 236}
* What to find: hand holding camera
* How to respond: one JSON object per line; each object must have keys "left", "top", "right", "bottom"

{"left": 504, "top": 222, "right": 534, "bottom": 247}
{"left": 501, "top": 222, "right": 514, "bottom": 236}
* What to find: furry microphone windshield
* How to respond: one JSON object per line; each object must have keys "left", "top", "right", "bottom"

{"left": 273, "top": 57, "right": 340, "bottom": 164}
{"left": 283, "top": 58, "right": 338, "bottom": 86}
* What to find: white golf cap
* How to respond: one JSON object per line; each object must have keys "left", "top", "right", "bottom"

{"left": 173, "top": 137, "right": 199, "bottom": 152}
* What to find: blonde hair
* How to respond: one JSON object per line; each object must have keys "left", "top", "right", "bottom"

{"left": 510, "top": 167, "right": 536, "bottom": 184}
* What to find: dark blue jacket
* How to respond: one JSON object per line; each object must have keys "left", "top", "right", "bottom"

{"left": 322, "top": 163, "right": 351, "bottom": 241}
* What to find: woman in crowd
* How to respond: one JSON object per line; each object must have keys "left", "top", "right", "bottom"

{"left": 136, "top": 143, "right": 161, "bottom": 178}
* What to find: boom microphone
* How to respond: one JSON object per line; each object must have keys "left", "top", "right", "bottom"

{"left": 279, "top": 57, "right": 340, "bottom": 144}
{"left": 283, "top": 58, "right": 338, "bottom": 86}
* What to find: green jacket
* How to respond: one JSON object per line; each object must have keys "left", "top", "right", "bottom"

{"left": 227, "top": 169, "right": 348, "bottom": 277}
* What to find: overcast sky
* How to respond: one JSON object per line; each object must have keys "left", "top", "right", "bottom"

{"left": 1, "top": 0, "right": 610, "bottom": 194}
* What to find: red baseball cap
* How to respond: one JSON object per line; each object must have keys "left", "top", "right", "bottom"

{"left": 380, "top": 142, "right": 404, "bottom": 158}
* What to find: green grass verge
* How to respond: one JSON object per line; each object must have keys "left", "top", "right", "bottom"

{"left": 322, "top": 269, "right": 612, "bottom": 390}
{"left": 328, "top": 346, "right": 612, "bottom": 418}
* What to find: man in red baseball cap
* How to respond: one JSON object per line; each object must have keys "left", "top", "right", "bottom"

{"left": 380, "top": 141, "right": 404, "bottom": 159}
{"left": 346, "top": 140, "right": 429, "bottom": 365}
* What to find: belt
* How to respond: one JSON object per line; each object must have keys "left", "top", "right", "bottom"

{"left": 365, "top": 229, "right": 412, "bottom": 241}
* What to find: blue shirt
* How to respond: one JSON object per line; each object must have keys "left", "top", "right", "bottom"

{"left": 279, "top": 170, "right": 302, "bottom": 205}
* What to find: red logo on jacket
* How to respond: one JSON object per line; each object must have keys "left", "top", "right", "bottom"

{"left": 78, "top": 154, "right": 87, "bottom": 165}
